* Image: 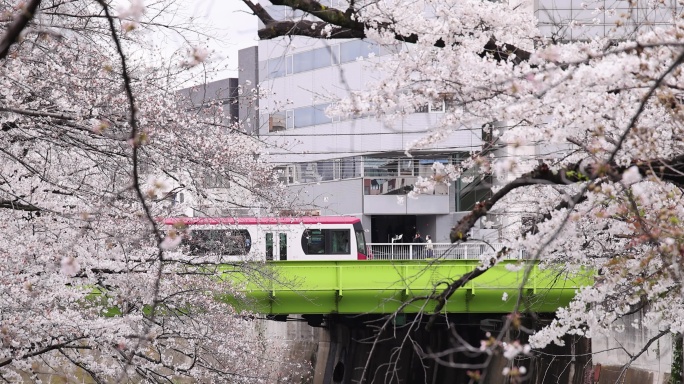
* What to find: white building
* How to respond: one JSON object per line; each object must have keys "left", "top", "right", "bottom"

{"left": 255, "top": 3, "right": 495, "bottom": 244}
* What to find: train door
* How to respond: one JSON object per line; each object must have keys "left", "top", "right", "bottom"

{"left": 265, "top": 232, "right": 288, "bottom": 261}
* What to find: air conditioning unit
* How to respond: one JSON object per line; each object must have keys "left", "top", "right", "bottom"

{"left": 269, "top": 115, "right": 286, "bottom": 132}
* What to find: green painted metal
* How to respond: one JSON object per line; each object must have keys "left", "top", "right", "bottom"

{"left": 219, "top": 260, "right": 593, "bottom": 315}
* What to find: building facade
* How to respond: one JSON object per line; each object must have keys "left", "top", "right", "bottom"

{"left": 253, "top": 4, "right": 495, "bottom": 243}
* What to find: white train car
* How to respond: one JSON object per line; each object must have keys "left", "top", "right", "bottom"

{"left": 163, "top": 216, "right": 368, "bottom": 261}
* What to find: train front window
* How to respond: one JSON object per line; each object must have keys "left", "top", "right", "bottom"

{"left": 355, "top": 230, "right": 366, "bottom": 254}
{"left": 183, "top": 229, "right": 251, "bottom": 256}
{"left": 301, "top": 229, "right": 350, "bottom": 254}
{"left": 302, "top": 230, "right": 325, "bottom": 254}
{"left": 330, "top": 230, "right": 350, "bottom": 254}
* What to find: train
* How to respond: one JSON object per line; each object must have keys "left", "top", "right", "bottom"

{"left": 163, "top": 216, "right": 368, "bottom": 261}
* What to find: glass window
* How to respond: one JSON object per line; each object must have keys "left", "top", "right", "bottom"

{"left": 399, "top": 159, "right": 414, "bottom": 176}
{"left": 429, "top": 100, "right": 445, "bottom": 113}
{"left": 340, "top": 157, "right": 361, "bottom": 179}
{"left": 203, "top": 172, "right": 230, "bottom": 188}
{"left": 292, "top": 50, "right": 315, "bottom": 73}
{"left": 268, "top": 57, "right": 286, "bottom": 78}
{"left": 279, "top": 233, "right": 287, "bottom": 260}
{"left": 286, "top": 110, "right": 294, "bottom": 129}
{"left": 417, "top": 159, "right": 448, "bottom": 177}
{"left": 317, "top": 161, "right": 335, "bottom": 181}
{"left": 293, "top": 105, "right": 330, "bottom": 128}
{"left": 331, "top": 44, "right": 341, "bottom": 64}
{"left": 286, "top": 54, "right": 293, "bottom": 75}
{"left": 302, "top": 229, "right": 325, "bottom": 254}
{"left": 264, "top": 5, "right": 289, "bottom": 20}
{"left": 340, "top": 40, "right": 381, "bottom": 63}
{"left": 300, "top": 229, "right": 350, "bottom": 254}
{"left": 355, "top": 230, "right": 366, "bottom": 254}
{"left": 294, "top": 106, "right": 315, "bottom": 128}
{"left": 184, "top": 230, "right": 251, "bottom": 256}
{"left": 313, "top": 104, "right": 331, "bottom": 125}
{"left": 258, "top": 60, "right": 268, "bottom": 81}
{"left": 333, "top": 160, "right": 341, "bottom": 180}
{"left": 292, "top": 48, "right": 333, "bottom": 73}
{"left": 312, "top": 47, "right": 332, "bottom": 70}
{"left": 330, "top": 230, "right": 350, "bottom": 254}
{"left": 266, "top": 232, "right": 273, "bottom": 260}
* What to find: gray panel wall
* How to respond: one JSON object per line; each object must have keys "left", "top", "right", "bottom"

{"left": 284, "top": 178, "right": 363, "bottom": 216}
{"left": 435, "top": 212, "right": 469, "bottom": 243}
{"left": 238, "top": 46, "right": 259, "bottom": 134}
{"left": 363, "top": 195, "right": 450, "bottom": 215}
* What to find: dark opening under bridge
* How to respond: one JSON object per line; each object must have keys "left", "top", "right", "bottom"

{"left": 221, "top": 259, "right": 592, "bottom": 315}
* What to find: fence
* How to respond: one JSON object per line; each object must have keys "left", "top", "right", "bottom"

{"left": 367, "top": 242, "right": 526, "bottom": 260}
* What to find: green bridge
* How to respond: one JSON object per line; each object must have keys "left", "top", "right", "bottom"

{"left": 221, "top": 260, "right": 592, "bottom": 315}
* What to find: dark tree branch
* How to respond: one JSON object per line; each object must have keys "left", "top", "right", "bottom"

{"left": 0, "top": 337, "right": 88, "bottom": 368}
{"left": 426, "top": 246, "right": 510, "bottom": 330}
{"left": 243, "top": 0, "right": 531, "bottom": 62}
{"left": 0, "top": 107, "right": 75, "bottom": 120}
{"left": 269, "top": 0, "right": 364, "bottom": 30}
{"left": 0, "top": 0, "right": 42, "bottom": 59}
{"left": 450, "top": 154, "right": 684, "bottom": 243}
{"left": 0, "top": 199, "right": 40, "bottom": 212}
{"left": 450, "top": 163, "right": 579, "bottom": 242}
{"left": 258, "top": 19, "right": 365, "bottom": 40}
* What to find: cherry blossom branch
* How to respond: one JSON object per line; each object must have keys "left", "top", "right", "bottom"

{"left": 0, "top": 199, "right": 40, "bottom": 212}
{"left": 242, "top": 0, "right": 531, "bottom": 62}
{"left": 0, "top": 0, "right": 42, "bottom": 59}
{"left": 607, "top": 48, "right": 684, "bottom": 165}
{"left": 616, "top": 328, "right": 670, "bottom": 382}
{"left": 450, "top": 163, "right": 584, "bottom": 242}
{"left": 426, "top": 246, "right": 510, "bottom": 330}
{"left": 450, "top": 154, "right": 684, "bottom": 243}
{"left": 0, "top": 337, "right": 89, "bottom": 368}
{"left": 0, "top": 106, "right": 74, "bottom": 120}
{"left": 95, "top": 0, "right": 170, "bottom": 377}
{"left": 358, "top": 294, "right": 436, "bottom": 383}
{"left": 243, "top": 0, "right": 364, "bottom": 39}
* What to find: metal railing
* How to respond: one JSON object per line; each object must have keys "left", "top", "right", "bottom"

{"left": 367, "top": 242, "right": 526, "bottom": 260}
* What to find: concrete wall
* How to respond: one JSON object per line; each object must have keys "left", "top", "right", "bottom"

{"left": 363, "top": 194, "right": 450, "bottom": 215}
{"left": 262, "top": 117, "right": 482, "bottom": 165}
{"left": 592, "top": 310, "right": 672, "bottom": 384}
{"left": 260, "top": 318, "right": 318, "bottom": 383}
{"left": 238, "top": 46, "right": 259, "bottom": 134}
{"left": 284, "top": 178, "right": 364, "bottom": 216}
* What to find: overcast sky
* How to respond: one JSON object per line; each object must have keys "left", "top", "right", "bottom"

{"left": 148, "top": 0, "right": 259, "bottom": 84}
{"left": 190, "top": 0, "right": 258, "bottom": 69}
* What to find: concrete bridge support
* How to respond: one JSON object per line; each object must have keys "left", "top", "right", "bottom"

{"left": 306, "top": 314, "right": 591, "bottom": 384}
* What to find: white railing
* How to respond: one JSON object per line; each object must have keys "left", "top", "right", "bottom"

{"left": 367, "top": 242, "right": 526, "bottom": 260}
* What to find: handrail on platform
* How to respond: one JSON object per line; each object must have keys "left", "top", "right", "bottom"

{"left": 367, "top": 242, "right": 527, "bottom": 260}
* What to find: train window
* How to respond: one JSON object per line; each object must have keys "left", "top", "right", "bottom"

{"left": 355, "top": 230, "right": 366, "bottom": 254}
{"left": 279, "top": 233, "right": 287, "bottom": 261}
{"left": 266, "top": 233, "right": 273, "bottom": 261}
{"left": 184, "top": 229, "right": 251, "bottom": 256}
{"left": 301, "top": 229, "right": 351, "bottom": 255}
{"left": 302, "top": 229, "right": 325, "bottom": 254}
{"left": 330, "top": 230, "right": 350, "bottom": 254}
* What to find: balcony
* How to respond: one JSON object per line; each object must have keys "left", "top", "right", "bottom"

{"left": 363, "top": 176, "right": 450, "bottom": 214}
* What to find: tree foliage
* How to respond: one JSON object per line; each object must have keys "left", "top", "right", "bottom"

{"left": 0, "top": 0, "right": 291, "bottom": 382}
{"left": 245, "top": 0, "right": 684, "bottom": 379}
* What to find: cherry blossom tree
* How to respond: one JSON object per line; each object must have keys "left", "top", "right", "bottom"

{"left": 244, "top": 0, "right": 684, "bottom": 381}
{"left": 0, "top": 0, "right": 299, "bottom": 382}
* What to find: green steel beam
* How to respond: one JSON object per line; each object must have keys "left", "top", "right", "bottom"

{"left": 219, "top": 260, "right": 593, "bottom": 315}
